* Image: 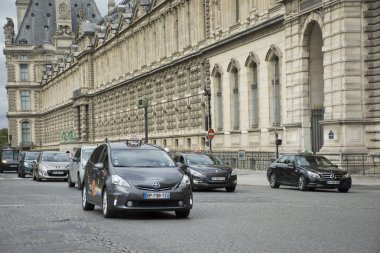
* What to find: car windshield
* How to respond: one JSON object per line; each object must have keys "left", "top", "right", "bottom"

{"left": 296, "top": 156, "right": 334, "bottom": 167}
{"left": 111, "top": 149, "right": 176, "bottom": 167}
{"left": 185, "top": 154, "right": 224, "bottom": 165}
{"left": 42, "top": 152, "right": 70, "bottom": 162}
{"left": 2, "top": 150, "right": 19, "bottom": 160}
{"left": 25, "top": 152, "right": 39, "bottom": 160}
{"left": 82, "top": 148, "right": 95, "bottom": 161}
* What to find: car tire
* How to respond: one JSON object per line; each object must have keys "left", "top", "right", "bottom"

{"left": 82, "top": 184, "right": 95, "bottom": 211}
{"left": 175, "top": 210, "right": 190, "bottom": 218}
{"left": 338, "top": 187, "right": 349, "bottom": 193}
{"left": 225, "top": 186, "right": 236, "bottom": 192}
{"left": 37, "top": 172, "right": 42, "bottom": 182}
{"left": 269, "top": 173, "right": 280, "bottom": 188}
{"left": 297, "top": 175, "right": 308, "bottom": 191}
{"left": 102, "top": 189, "right": 116, "bottom": 218}
{"left": 77, "top": 174, "right": 82, "bottom": 190}
{"left": 68, "top": 174, "right": 75, "bottom": 187}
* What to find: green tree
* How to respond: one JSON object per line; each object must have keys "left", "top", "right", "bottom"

{"left": 0, "top": 128, "right": 9, "bottom": 147}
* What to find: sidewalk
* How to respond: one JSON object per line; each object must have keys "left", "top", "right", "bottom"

{"left": 235, "top": 169, "right": 380, "bottom": 186}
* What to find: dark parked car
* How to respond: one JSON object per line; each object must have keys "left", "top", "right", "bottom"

{"left": 82, "top": 140, "right": 193, "bottom": 218}
{"left": 33, "top": 151, "right": 71, "bottom": 181}
{"left": 18, "top": 151, "right": 40, "bottom": 178}
{"left": 0, "top": 148, "right": 20, "bottom": 173}
{"left": 173, "top": 153, "right": 237, "bottom": 192}
{"left": 267, "top": 154, "right": 351, "bottom": 192}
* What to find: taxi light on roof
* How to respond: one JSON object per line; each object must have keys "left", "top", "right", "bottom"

{"left": 126, "top": 134, "right": 142, "bottom": 146}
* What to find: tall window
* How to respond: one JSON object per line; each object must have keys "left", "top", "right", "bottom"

{"left": 231, "top": 67, "right": 240, "bottom": 130}
{"left": 20, "top": 90, "right": 30, "bottom": 111}
{"left": 20, "top": 64, "right": 29, "bottom": 81}
{"left": 215, "top": 72, "right": 223, "bottom": 131}
{"left": 272, "top": 56, "right": 281, "bottom": 126}
{"left": 235, "top": 0, "right": 240, "bottom": 23}
{"left": 22, "top": 122, "right": 31, "bottom": 145}
{"left": 250, "top": 63, "right": 259, "bottom": 127}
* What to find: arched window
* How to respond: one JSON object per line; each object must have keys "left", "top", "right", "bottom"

{"left": 215, "top": 72, "right": 223, "bottom": 131}
{"left": 272, "top": 56, "right": 281, "bottom": 126}
{"left": 231, "top": 67, "right": 240, "bottom": 130}
{"left": 22, "top": 121, "right": 31, "bottom": 145}
{"left": 246, "top": 54, "right": 260, "bottom": 128}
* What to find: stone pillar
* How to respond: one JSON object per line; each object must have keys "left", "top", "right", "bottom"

{"left": 80, "top": 105, "right": 88, "bottom": 142}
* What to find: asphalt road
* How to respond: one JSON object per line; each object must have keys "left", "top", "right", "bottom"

{"left": 0, "top": 172, "right": 379, "bottom": 253}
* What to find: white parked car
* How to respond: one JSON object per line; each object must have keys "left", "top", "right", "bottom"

{"left": 67, "top": 146, "right": 96, "bottom": 189}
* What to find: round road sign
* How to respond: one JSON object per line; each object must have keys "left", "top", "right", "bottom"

{"left": 207, "top": 128, "right": 215, "bottom": 140}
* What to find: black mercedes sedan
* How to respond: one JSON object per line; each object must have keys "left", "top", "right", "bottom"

{"left": 82, "top": 140, "right": 192, "bottom": 218}
{"left": 267, "top": 154, "right": 351, "bottom": 192}
{"left": 174, "top": 153, "right": 237, "bottom": 192}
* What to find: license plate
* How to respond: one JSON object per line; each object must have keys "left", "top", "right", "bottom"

{"left": 211, "top": 177, "right": 225, "bottom": 181}
{"left": 143, "top": 192, "right": 170, "bottom": 199}
{"left": 52, "top": 171, "right": 64, "bottom": 175}
{"left": 327, "top": 181, "right": 340, "bottom": 185}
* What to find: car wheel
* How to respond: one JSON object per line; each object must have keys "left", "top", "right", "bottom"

{"left": 297, "top": 175, "right": 308, "bottom": 191}
{"left": 269, "top": 173, "right": 280, "bottom": 188}
{"left": 175, "top": 210, "right": 190, "bottom": 218}
{"left": 102, "top": 189, "right": 116, "bottom": 218}
{"left": 77, "top": 174, "right": 82, "bottom": 190}
{"left": 338, "top": 187, "right": 349, "bottom": 193}
{"left": 37, "top": 172, "right": 42, "bottom": 182}
{"left": 82, "top": 184, "right": 95, "bottom": 211}
{"left": 68, "top": 174, "right": 75, "bottom": 187}
{"left": 225, "top": 186, "right": 236, "bottom": 192}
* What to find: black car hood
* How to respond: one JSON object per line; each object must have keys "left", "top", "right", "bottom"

{"left": 188, "top": 164, "right": 233, "bottom": 174}
{"left": 304, "top": 166, "right": 346, "bottom": 174}
{"left": 115, "top": 167, "right": 183, "bottom": 189}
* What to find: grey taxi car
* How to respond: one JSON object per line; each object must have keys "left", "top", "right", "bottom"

{"left": 82, "top": 140, "right": 193, "bottom": 218}
{"left": 67, "top": 146, "right": 96, "bottom": 189}
{"left": 33, "top": 151, "right": 71, "bottom": 182}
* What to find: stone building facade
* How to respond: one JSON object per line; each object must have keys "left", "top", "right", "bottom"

{"left": 4, "top": 0, "right": 379, "bottom": 162}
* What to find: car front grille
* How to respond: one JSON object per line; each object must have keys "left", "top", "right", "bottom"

{"left": 135, "top": 186, "right": 174, "bottom": 191}
{"left": 320, "top": 173, "right": 343, "bottom": 180}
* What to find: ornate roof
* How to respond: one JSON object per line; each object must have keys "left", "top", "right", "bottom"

{"left": 15, "top": 0, "right": 102, "bottom": 45}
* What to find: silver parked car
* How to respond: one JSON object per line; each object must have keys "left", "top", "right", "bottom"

{"left": 67, "top": 146, "right": 96, "bottom": 189}
{"left": 33, "top": 151, "right": 71, "bottom": 182}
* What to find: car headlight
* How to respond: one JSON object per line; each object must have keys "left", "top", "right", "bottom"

{"left": 2, "top": 160, "right": 7, "bottom": 164}
{"left": 231, "top": 169, "right": 238, "bottom": 176}
{"left": 111, "top": 175, "right": 132, "bottom": 188}
{"left": 179, "top": 175, "right": 191, "bottom": 188}
{"left": 307, "top": 171, "right": 320, "bottom": 179}
{"left": 343, "top": 173, "right": 351, "bottom": 178}
{"left": 189, "top": 169, "right": 204, "bottom": 177}
{"left": 39, "top": 164, "right": 50, "bottom": 171}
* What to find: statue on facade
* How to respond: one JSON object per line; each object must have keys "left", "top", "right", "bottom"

{"left": 3, "top": 17, "right": 15, "bottom": 44}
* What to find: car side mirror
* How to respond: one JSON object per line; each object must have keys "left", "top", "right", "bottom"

{"left": 72, "top": 157, "right": 79, "bottom": 162}
{"left": 333, "top": 164, "right": 338, "bottom": 168}
{"left": 94, "top": 163, "right": 104, "bottom": 170}
{"left": 178, "top": 164, "right": 189, "bottom": 175}
{"left": 33, "top": 160, "right": 37, "bottom": 164}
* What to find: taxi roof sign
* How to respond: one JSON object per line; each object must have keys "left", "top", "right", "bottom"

{"left": 126, "top": 134, "right": 142, "bottom": 146}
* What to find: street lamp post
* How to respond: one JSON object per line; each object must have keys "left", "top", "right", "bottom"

{"left": 204, "top": 88, "right": 212, "bottom": 153}
{"left": 138, "top": 99, "right": 149, "bottom": 143}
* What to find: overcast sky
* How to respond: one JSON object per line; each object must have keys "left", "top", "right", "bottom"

{"left": 0, "top": 0, "right": 120, "bottom": 129}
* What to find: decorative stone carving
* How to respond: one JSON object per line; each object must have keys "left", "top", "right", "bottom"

{"left": 3, "top": 17, "right": 15, "bottom": 44}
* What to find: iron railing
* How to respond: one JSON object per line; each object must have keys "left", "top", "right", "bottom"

{"left": 341, "top": 154, "right": 380, "bottom": 175}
